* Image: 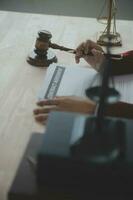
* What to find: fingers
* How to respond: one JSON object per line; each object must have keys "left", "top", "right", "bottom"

{"left": 84, "top": 40, "right": 91, "bottom": 55}
{"left": 33, "top": 106, "right": 57, "bottom": 124}
{"left": 33, "top": 96, "right": 96, "bottom": 124}
{"left": 75, "top": 40, "right": 103, "bottom": 64}
{"left": 91, "top": 48, "right": 103, "bottom": 57}
{"left": 34, "top": 96, "right": 71, "bottom": 124}
{"left": 87, "top": 40, "right": 103, "bottom": 52}
{"left": 34, "top": 114, "right": 48, "bottom": 124}
{"left": 75, "top": 42, "right": 85, "bottom": 63}
{"left": 34, "top": 99, "right": 61, "bottom": 124}
{"left": 33, "top": 105, "right": 58, "bottom": 115}
{"left": 36, "top": 96, "right": 69, "bottom": 107}
{"left": 37, "top": 98, "right": 59, "bottom": 107}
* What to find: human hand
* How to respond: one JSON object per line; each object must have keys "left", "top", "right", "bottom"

{"left": 33, "top": 96, "right": 96, "bottom": 124}
{"left": 75, "top": 40, "right": 105, "bottom": 71}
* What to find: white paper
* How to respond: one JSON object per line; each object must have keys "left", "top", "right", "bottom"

{"left": 38, "top": 63, "right": 99, "bottom": 100}
{"left": 38, "top": 63, "right": 133, "bottom": 105}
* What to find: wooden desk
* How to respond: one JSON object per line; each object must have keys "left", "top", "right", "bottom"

{"left": 0, "top": 10, "right": 133, "bottom": 200}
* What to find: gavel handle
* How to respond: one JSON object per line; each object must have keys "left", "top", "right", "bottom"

{"left": 50, "top": 42, "right": 76, "bottom": 53}
{"left": 50, "top": 42, "right": 122, "bottom": 59}
{"left": 50, "top": 42, "right": 96, "bottom": 56}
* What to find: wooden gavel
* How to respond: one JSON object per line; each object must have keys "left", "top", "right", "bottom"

{"left": 27, "top": 30, "right": 133, "bottom": 70}
{"left": 27, "top": 30, "right": 78, "bottom": 67}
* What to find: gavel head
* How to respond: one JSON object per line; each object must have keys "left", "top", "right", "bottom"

{"left": 35, "top": 30, "right": 52, "bottom": 52}
{"left": 27, "top": 30, "right": 57, "bottom": 67}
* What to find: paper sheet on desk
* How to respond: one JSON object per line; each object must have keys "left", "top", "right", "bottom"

{"left": 38, "top": 63, "right": 133, "bottom": 105}
{"left": 38, "top": 63, "right": 98, "bottom": 100}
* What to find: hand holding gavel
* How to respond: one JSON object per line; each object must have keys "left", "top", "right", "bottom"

{"left": 27, "top": 30, "right": 133, "bottom": 69}
{"left": 27, "top": 30, "right": 104, "bottom": 67}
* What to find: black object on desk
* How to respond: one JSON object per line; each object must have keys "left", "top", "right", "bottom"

{"left": 36, "top": 111, "right": 133, "bottom": 199}
{"left": 8, "top": 111, "right": 133, "bottom": 200}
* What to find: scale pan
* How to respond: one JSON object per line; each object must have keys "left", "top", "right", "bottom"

{"left": 86, "top": 86, "right": 120, "bottom": 104}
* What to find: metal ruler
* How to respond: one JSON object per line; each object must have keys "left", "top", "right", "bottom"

{"left": 44, "top": 66, "right": 65, "bottom": 99}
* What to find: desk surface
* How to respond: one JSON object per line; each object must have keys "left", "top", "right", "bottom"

{"left": 0, "top": 10, "right": 133, "bottom": 200}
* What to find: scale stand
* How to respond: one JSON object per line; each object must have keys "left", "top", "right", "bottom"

{"left": 97, "top": 0, "right": 122, "bottom": 47}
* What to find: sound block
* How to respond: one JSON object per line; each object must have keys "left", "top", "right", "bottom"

{"left": 27, "top": 50, "right": 57, "bottom": 67}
